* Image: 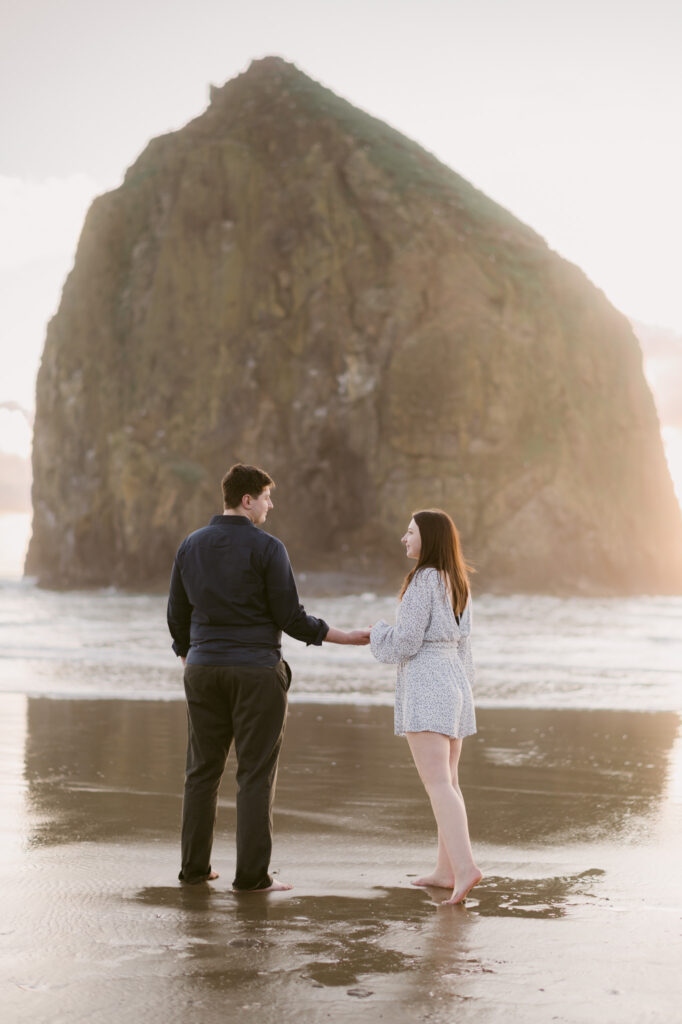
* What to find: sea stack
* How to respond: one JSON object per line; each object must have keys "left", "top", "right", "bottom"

{"left": 27, "top": 57, "right": 682, "bottom": 592}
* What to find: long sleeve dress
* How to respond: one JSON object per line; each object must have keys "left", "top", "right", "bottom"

{"left": 370, "top": 567, "right": 476, "bottom": 739}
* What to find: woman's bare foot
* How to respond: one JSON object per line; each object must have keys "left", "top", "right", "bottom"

{"left": 440, "top": 869, "right": 483, "bottom": 906}
{"left": 207, "top": 871, "right": 219, "bottom": 881}
{"left": 411, "top": 873, "right": 455, "bottom": 889}
{"left": 233, "top": 878, "right": 293, "bottom": 894}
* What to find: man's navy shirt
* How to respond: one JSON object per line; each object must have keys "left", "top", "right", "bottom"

{"left": 167, "top": 515, "right": 329, "bottom": 667}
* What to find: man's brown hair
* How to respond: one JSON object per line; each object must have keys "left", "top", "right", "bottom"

{"left": 222, "top": 463, "right": 274, "bottom": 510}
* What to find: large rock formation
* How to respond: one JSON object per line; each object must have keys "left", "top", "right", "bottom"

{"left": 27, "top": 57, "right": 682, "bottom": 592}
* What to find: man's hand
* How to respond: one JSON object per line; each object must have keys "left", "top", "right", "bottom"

{"left": 346, "top": 629, "right": 371, "bottom": 646}
{"left": 181, "top": 656, "right": 187, "bottom": 666}
{"left": 324, "top": 627, "right": 371, "bottom": 645}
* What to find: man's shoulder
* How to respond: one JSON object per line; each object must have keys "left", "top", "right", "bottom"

{"left": 255, "top": 528, "right": 287, "bottom": 559}
{"left": 178, "top": 524, "right": 215, "bottom": 548}
{"left": 175, "top": 523, "right": 226, "bottom": 560}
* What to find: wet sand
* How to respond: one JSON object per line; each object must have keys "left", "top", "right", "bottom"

{"left": 1, "top": 695, "right": 681, "bottom": 1023}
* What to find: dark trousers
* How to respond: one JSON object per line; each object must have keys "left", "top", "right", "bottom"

{"left": 179, "top": 661, "right": 290, "bottom": 889}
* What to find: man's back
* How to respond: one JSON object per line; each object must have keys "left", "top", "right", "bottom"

{"left": 167, "top": 514, "right": 327, "bottom": 667}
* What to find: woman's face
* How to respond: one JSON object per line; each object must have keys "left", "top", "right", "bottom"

{"left": 401, "top": 518, "right": 421, "bottom": 560}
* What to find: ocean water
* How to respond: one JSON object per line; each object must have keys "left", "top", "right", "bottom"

{"left": 1, "top": 576, "right": 681, "bottom": 710}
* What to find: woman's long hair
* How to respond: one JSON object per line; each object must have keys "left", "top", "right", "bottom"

{"left": 399, "top": 509, "right": 474, "bottom": 617}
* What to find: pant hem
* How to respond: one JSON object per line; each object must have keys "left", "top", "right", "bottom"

{"left": 231, "top": 875, "right": 273, "bottom": 892}
{"left": 178, "top": 869, "right": 214, "bottom": 885}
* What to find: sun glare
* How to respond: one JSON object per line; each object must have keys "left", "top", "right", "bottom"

{"left": 0, "top": 409, "right": 32, "bottom": 460}
{"left": 0, "top": 513, "right": 31, "bottom": 579}
{"left": 661, "top": 427, "right": 682, "bottom": 510}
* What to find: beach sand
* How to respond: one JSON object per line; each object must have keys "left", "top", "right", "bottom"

{"left": 1, "top": 695, "right": 681, "bottom": 1023}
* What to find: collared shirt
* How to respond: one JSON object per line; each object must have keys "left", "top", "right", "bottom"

{"left": 167, "top": 515, "right": 329, "bottom": 667}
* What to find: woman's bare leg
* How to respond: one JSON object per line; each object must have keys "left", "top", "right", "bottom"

{"left": 407, "top": 732, "right": 482, "bottom": 904}
{"left": 412, "top": 738, "right": 462, "bottom": 887}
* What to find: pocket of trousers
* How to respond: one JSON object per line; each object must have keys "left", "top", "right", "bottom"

{"left": 277, "top": 660, "right": 292, "bottom": 693}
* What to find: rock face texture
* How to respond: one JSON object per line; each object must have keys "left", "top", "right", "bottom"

{"left": 27, "top": 57, "right": 682, "bottom": 592}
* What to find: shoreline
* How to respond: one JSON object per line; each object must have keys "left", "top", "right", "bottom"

{"left": 0, "top": 683, "right": 680, "bottom": 714}
{"left": 5, "top": 562, "right": 682, "bottom": 599}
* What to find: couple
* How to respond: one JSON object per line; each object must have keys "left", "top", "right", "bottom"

{"left": 167, "top": 463, "right": 481, "bottom": 907}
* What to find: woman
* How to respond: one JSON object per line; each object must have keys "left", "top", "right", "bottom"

{"left": 370, "top": 509, "right": 482, "bottom": 906}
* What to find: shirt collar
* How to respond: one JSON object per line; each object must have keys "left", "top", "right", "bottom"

{"left": 209, "top": 514, "right": 253, "bottom": 527}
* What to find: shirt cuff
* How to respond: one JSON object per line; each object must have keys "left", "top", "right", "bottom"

{"left": 306, "top": 618, "right": 329, "bottom": 646}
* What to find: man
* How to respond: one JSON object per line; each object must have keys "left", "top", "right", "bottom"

{"left": 167, "top": 462, "right": 369, "bottom": 891}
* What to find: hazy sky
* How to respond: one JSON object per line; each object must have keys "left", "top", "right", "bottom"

{"left": 2, "top": 0, "right": 682, "bottom": 463}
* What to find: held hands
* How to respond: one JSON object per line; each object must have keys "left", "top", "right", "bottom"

{"left": 181, "top": 632, "right": 370, "bottom": 654}
{"left": 322, "top": 626, "right": 373, "bottom": 645}
{"left": 345, "top": 628, "right": 371, "bottom": 646}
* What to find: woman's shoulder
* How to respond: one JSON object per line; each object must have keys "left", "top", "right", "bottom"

{"left": 412, "top": 567, "right": 441, "bottom": 588}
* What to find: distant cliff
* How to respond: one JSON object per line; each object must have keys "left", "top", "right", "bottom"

{"left": 27, "top": 57, "right": 682, "bottom": 592}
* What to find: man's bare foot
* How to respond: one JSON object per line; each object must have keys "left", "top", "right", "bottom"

{"left": 233, "top": 878, "right": 293, "bottom": 894}
{"left": 180, "top": 870, "right": 219, "bottom": 884}
{"left": 411, "top": 874, "right": 455, "bottom": 889}
{"left": 440, "top": 869, "right": 483, "bottom": 906}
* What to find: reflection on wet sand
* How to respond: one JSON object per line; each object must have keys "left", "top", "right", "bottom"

{"left": 2, "top": 698, "right": 680, "bottom": 1023}
{"left": 131, "top": 864, "right": 606, "bottom": 1004}
{"left": 23, "top": 699, "right": 187, "bottom": 846}
{"left": 22, "top": 701, "right": 680, "bottom": 850}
